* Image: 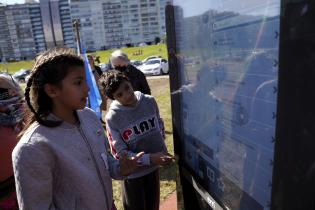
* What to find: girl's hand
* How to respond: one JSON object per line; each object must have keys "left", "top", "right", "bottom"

{"left": 150, "top": 152, "right": 175, "bottom": 166}
{"left": 119, "top": 151, "right": 144, "bottom": 176}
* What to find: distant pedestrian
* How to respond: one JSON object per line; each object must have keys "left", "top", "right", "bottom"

{"left": 88, "top": 54, "right": 107, "bottom": 111}
{"left": 110, "top": 50, "right": 151, "bottom": 95}
{"left": 88, "top": 55, "right": 103, "bottom": 82}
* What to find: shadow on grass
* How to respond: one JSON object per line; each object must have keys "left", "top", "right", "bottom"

{"left": 160, "top": 161, "right": 177, "bottom": 181}
{"left": 165, "top": 130, "right": 173, "bottom": 135}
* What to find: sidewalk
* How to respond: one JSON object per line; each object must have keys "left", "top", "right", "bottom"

{"left": 160, "top": 191, "right": 177, "bottom": 210}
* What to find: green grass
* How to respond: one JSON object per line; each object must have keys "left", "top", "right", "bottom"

{"left": 93, "top": 44, "right": 167, "bottom": 64}
{"left": 1, "top": 44, "right": 168, "bottom": 74}
{"left": 0, "top": 61, "right": 34, "bottom": 74}
{"left": 156, "top": 83, "right": 177, "bottom": 202}
{"left": 112, "top": 77, "right": 176, "bottom": 210}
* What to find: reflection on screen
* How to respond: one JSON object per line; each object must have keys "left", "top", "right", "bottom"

{"left": 173, "top": 0, "right": 280, "bottom": 209}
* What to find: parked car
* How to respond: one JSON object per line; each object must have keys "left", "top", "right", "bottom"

{"left": 130, "top": 60, "right": 143, "bottom": 67}
{"left": 12, "top": 69, "right": 31, "bottom": 83}
{"left": 142, "top": 55, "right": 162, "bottom": 63}
{"left": 138, "top": 42, "right": 147, "bottom": 47}
{"left": 138, "top": 58, "right": 169, "bottom": 75}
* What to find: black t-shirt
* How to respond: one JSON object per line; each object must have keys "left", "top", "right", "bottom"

{"left": 94, "top": 65, "right": 103, "bottom": 76}
{"left": 122, "top": 65, "right": 151, "bottom": 95}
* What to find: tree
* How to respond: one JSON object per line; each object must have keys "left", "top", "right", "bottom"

{"left": 154, "top": 37, "right": 161, "bottom": 44}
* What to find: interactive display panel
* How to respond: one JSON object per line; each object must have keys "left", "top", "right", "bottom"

{"left": 171, "top": 0, "right": 280, "bottom": 209}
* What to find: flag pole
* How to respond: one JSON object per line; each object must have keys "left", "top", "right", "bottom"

{"left": 72, "top": 19, "right": 82, "bottom": 54}
{"left": 72, "top": 19, "right": 91, "bottom": 108}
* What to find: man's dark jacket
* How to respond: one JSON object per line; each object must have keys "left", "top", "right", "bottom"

{"left": 121, "top": 65, "right": 151, "bottom": 95}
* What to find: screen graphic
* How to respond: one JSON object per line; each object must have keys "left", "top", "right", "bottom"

{"left": 173, "top": 0, "right": 280, "bottom": 209}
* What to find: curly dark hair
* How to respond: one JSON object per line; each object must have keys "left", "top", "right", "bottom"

{"left": 98, "top": 70, "right": 130, "bottom": 100}
{"left": 22, "top": 48, "right": 84, "bottom": 132}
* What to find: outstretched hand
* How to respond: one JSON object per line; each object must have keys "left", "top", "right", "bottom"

{"left": 119, "top": 151, "right": 144, "bottom": 176}
{"left": 150, "top": 152, "right": 175, "bottom": 166}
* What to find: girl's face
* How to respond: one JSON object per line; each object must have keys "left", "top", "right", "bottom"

{"left": 53, "top": 66, "right": 90, "bottom": 111}
{"left": 112, "top": 80, "right": 137, "bottom": 106}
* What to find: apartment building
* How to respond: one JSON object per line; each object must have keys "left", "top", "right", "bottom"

{"left": 29, "top": 3, "right": 46, "bottom": 53}
{"left": 0, "top": 3, "right": 43, "bottom": 61}
{"left": 70, "top": 0, "right": 107, "bottom": 51}
{"left": 0, "top": 4, "right": 12, "bottom": 62}
{"left": 59, "top": 0, "right": 75, "bottom": 48}
{"left": 0, "top": 0, "right": 170, "bottom": 60}
{"left": 102, "top": 0, "right": 124, "bottom": 49}
{"left": 73, "top": 0, "right": 171, "bottom": 50}
{"left": 102, "top": 0, "right": 170, "bottom": 48}
{"left": 159, "top": 0, "right": 169, "bottom": 36}
{"left": 40, "top": 0, "right": 75, "bottom": 49}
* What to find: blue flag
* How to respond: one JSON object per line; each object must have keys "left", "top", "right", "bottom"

{"left": 81, "top": 46, "right": 102, "bottom": 119}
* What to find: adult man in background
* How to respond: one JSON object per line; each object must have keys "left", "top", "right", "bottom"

{"left": 110, "top": 50, "right": 151, "bottom": 95}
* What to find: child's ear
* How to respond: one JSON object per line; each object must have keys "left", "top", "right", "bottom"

{"left": 44, "top": 84, "right": 59, "bottom": 98}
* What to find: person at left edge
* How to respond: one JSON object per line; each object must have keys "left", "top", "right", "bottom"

{"left": 0, "top": 73, "right": 25, "bottom": 210}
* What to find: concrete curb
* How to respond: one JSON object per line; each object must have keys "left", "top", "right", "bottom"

{"left": 160, "top": 191, "right": 177, "bottom": 210}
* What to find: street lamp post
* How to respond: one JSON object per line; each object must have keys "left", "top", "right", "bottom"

{"left": 0, "top": 46, "right": 8, "bottom": 73}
